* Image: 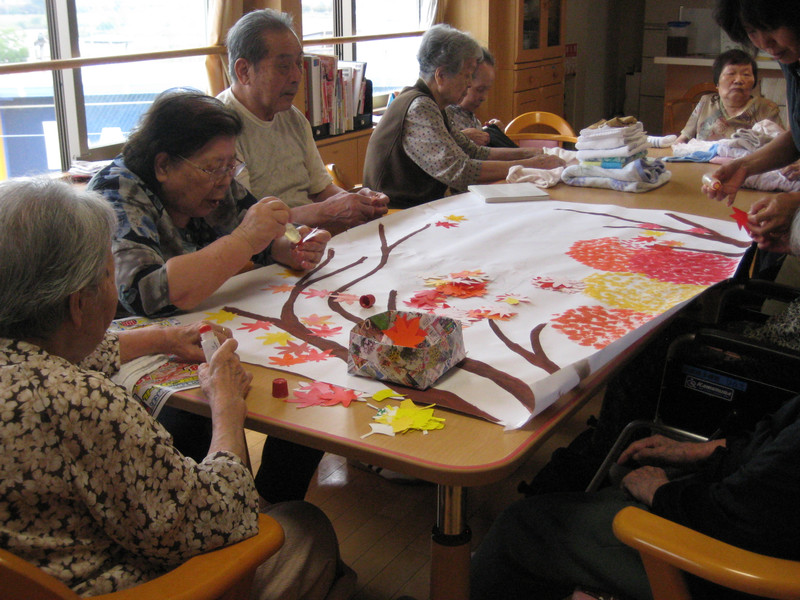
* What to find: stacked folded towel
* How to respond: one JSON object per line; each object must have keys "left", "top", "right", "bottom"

{"left": 562, "top": 116, "right": 671, "bottom": 192}
{"left": 575, "top": 116, "right": 649, "bottom": 167}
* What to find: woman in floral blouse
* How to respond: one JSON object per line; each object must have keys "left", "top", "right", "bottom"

{"left": 0, "top": 178, "right": 349, "bottom": 599}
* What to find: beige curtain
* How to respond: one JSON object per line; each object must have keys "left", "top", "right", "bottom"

{"left": 205, "top": 0, "right": 244, "bottom": 96}
{"left": 421, "top": 0, "right": 443, "bottom": 26}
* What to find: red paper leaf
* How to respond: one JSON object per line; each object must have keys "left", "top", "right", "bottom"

{"left": 730, "top": 207, "right": 751, "bottom": 232}
{"left": 383, "top": 314, "right": 427, "bottom": 347}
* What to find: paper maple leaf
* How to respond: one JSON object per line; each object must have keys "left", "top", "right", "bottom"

{"left": 237, "top": 320, "right": 272, "bottom": 332}
{"left": 256, "top": 331, "right": 294, "bottom": 346}
{"left": 301, "top": 313, "right": 334, "bottom": 326}
{"left": 436, "top": 282, "right": 487, "bottom": 298}
{"left": 435, "top": 220, "right": 459, "bottom": 229}
{"left": 269, "top": 354, "right": 307, "bottom": 366}
{"left": 383, "top": 314, "right": 427, "bottom": 347}
{"left": 445, "top": 214, "right": 467, "bottom": 222}
{"left": 332, "top": 292, "right": 360, "bottom": 304}
{"left": 302, "top": 348, "right": 334, "bottom": 363}
{"left": 307, "top": 324, "right": 343, "bottom": 338}
{"left": 276, "top": 340, "right": 311, "bottom": 355}
{"left": 203, "top": 309, "right": 237, "bottom": 324}
{"left": 730, "top": 207, "right": 751, "bottom": 232}
{"left": 288, "top": 381, "right": 359, "bottom": 408}
{"left": 301, "top": 288, "right": 331, "bottom": 298}
{"left": 264, "top": 284, "right": 295, "bottom": 294}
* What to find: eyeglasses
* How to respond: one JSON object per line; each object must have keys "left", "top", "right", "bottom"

{"left": 179, "top": 155, "right": 246, "bottom": 182}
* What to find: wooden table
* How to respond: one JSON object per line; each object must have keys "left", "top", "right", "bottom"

{"left": 170, "top": 157, "right": 760, "bottom": 600}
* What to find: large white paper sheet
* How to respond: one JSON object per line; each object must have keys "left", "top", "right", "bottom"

{"left": 178, "top": 194, "right": 751, "bottom": 429}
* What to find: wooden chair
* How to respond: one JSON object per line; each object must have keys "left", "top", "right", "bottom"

{"left": 325, "top": 163, "right": 362, "bottom": 192}
{"left": 613, "top": 506, "right": 800, "bottom": 600}
{"left": 504, "top": 111, "right": 578, "bottom": 147}
{"left": 0, "top": 514, "right": 285, "bottom": 600}
{"left": 662, "top": 82, "right": 717, "bottom": 136}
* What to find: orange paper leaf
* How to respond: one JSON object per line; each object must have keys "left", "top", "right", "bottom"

{"left": 383, "top": 315, "right": 427, "bottom": 347}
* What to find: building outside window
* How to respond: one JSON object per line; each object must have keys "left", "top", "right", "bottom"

{"left": 302, "top": 0, "right": 426, "bottom": 96}
{"left": 0, "top": 0, "right": 209, "bottom": 179}
{"left": 0, "top": 0, "right": 431, "bottom": 180}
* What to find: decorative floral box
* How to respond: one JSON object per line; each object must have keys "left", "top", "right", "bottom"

{"left": 347, "top": 310, "right": 466, "bottom": 390}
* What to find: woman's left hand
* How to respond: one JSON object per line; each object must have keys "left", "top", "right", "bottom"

{"left": 620, "top": 466, "right": 669, "bottom": 506}
{"left": 747, "top": 192, "right": 800, "bottom": 252}
{"left": 166, "top": 321, "right": 233, "bottom": 363}
{"left": 117, "top": 320, "right": 233, "bottom": 364}
{"left": 271, "top": 226, "right": 332, "bottom": 271}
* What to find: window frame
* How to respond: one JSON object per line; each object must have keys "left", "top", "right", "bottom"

{"left": 0, "top": 2, "right": 424, "bottom": 173}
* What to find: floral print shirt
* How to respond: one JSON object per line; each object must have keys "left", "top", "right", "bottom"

{"left": 0, "top": 332, "right": 258, "bottom": 596}
{"left": 446, "top": 104, "right": 481, "bottom": 132}
{"left": 402, "top": 95, "right": 490, "bottom": 194}
{"left": 88, "top": 157, "right": 275, "bottom": 317}
{"left": 681, "top": 94, "right": 783, "bottom": 141}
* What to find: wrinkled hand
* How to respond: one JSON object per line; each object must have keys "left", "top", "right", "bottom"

{"left": 198, "top": 337, "right": 251, "bottom": 426}
{"left": 463, "top": 127, "right": 490, "bottom": 146}
{"left": 166, "top": 321, "right": 233, "bottom": 363}
{"left": 620, "top": 466, "right": 669, "bottom": 506}
{"left": 618, "top": 434, "right": 720, "bottom": 468}
{"left": 781, "top": 161, "right": 800, "bottom": 181}
{"left": 319, "top": 188, "right": 389, "bottom": 230}
{"left": 520, "top": 154, "right": 566, "bottom": 170}
{"left": 485, "top": 118, "right": 506, "bottom": 130}
{"left": 284, "top": 226, "right": 332, "bottom": 270}
{"left": 703, "top": 163, "right": 748, "bottom": 206}
{"left": 747, "top": 192, "right": 800, "bottom": 252}
{"left": 232, "top": 198, "right": 289, "bottom": 254}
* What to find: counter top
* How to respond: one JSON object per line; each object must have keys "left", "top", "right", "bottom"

{"left": 654, "top": 55, "right": 781, "bottom": 69}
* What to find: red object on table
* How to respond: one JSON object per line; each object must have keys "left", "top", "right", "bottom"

{"left": 272, "top": 378, "right": 289, "bottom": 398}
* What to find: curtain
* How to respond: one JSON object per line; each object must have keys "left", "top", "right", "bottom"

{"left": 205, "top": 0, "right": 244, "bottom": 96}
{"left": 421, "top": 0, "right": 442, "bottom": 27}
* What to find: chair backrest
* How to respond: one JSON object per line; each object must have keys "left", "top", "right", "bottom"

{"left": 0, "top": 513, "right": 285, "bottom": 600}
{"left": 0, "top": 548, "right": 80, "bottom": 600}
{"left": 613, "top": 506, "right": 800, "bottom": 600}
{"left": 504, "top": 111, "right": 578, "bottom": 147}
{"left": 662, "top": 82, "right": 717, "bottom": 136}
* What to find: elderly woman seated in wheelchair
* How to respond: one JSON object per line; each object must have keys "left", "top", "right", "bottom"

{"left": 0, "top": 178, "right": 348, "bottom": 600}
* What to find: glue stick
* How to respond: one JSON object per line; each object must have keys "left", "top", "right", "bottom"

{"left": 198, "top": 324, "right": 221, "bottom": 362}
{"left": 702, "top": 173, "right": 721, "bottom": 191}
{"left": 284, "top": 223, "right": 301, "bottom": 243}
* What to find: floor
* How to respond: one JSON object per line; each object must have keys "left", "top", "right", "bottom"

{"left": 245, "top": 392, "right": 603, "bottom": 600}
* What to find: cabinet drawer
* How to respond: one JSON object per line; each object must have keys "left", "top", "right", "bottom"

{"left": 513, "top": 83, "right": 565, "bottom": 117}
{"left": 513, "top": 61, "right": 565, "bottom": 92}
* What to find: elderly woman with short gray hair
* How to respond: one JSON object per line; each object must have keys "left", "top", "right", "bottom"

{"left": 363, "top": 24, "right": 563, "bottom": 208}
{"left": 0, "top": 178, "right": 346, "bottom": 599}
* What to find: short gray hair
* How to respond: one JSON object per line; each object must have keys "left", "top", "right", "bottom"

{"left": 227, "top": 9, "right": 296, "bottom": 82}
{"left": 0, "top": 178, "right": 117, "bottom": 340}
{"left": 417, "top": 24, "right": 482, "bottom": 81}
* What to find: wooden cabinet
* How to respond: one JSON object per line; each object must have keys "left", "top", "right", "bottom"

{"left": 444, "top": 0, "right": 567, "bottom": 126}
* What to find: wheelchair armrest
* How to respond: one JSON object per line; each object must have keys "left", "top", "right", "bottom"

{"left": 689, "top": 328, "right": 800, "bottom": 364}
{"left": 716, "top": 280, "right": 800, "bottom": 325}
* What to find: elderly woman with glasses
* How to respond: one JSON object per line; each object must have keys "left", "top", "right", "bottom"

{"left": 89, "top": 89, "right": 330, "bottom": 318}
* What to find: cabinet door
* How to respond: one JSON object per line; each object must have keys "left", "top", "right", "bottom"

{"left": 517, "top": 0, "right": 565, "bottom": 63}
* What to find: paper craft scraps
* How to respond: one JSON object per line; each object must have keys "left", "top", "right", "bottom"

{"left": 730, "top": 207, "right": 751, "bottom": 232}
{"left": 372, "top": 399, "right": 446, "bottom": 434}
{"left": 286, "top": 381, "right": 362, "bottom": 408}
{"left": 372, "top": 389, "right": 407, "bottom": 402}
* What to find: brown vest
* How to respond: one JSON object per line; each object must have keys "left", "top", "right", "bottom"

{"left": 363, "top": 79, "right": 450, "bottom": 209}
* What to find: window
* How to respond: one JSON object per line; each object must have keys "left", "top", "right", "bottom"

{"left": 301, "top": 0, "right": 428, "bottom": 96}
{"left": 0, "top": 0, "right": 210, "bottom": 179}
